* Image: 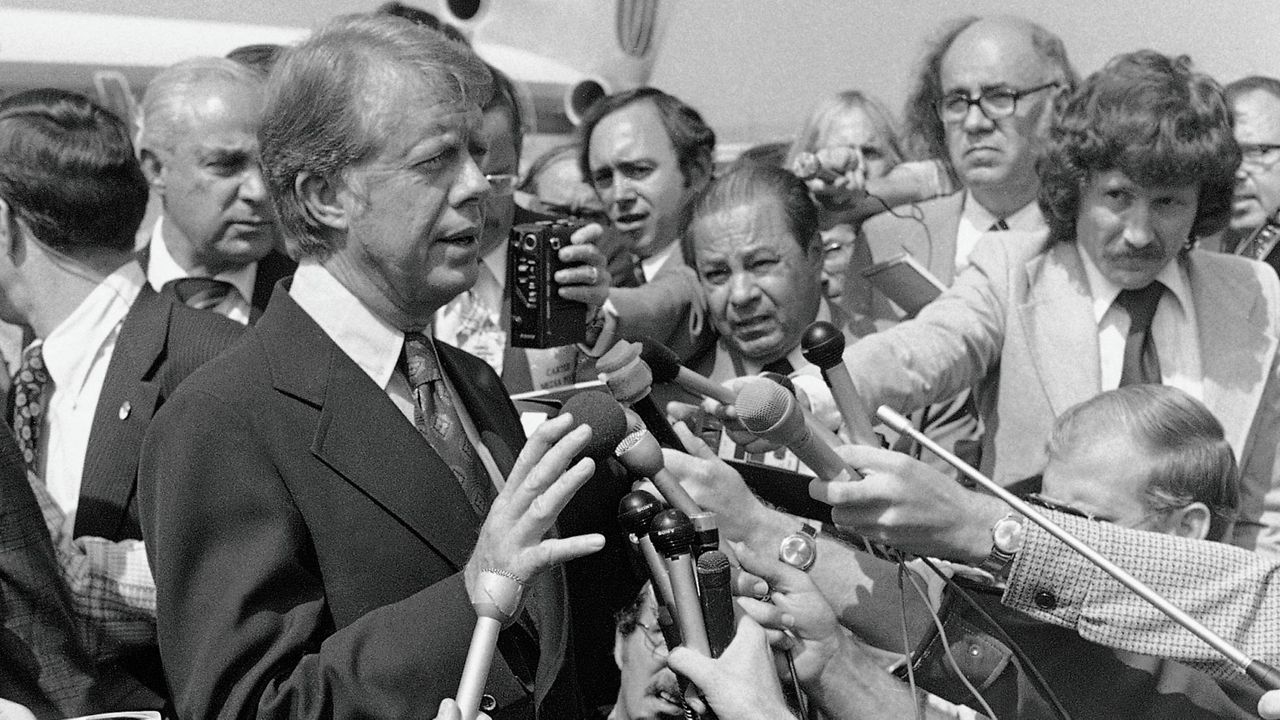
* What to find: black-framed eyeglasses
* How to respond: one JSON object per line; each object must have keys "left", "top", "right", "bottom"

{"left": 937, "top": 81, "right": 1060, "bottom": 123}
{"left": 1239, "top": 143, "right": 1280, "bottom": 169}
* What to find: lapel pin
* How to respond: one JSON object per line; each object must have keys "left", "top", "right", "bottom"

{"left": 118, "top": 401, "right": 132, "bottom": 420}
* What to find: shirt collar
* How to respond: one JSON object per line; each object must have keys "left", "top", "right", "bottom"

{"left": 41, "top": 260, "right": 144, "bottom": 395}
{"left": 641, "top": 241, "right": 679, "bottom": 283}
{"left": 1077, "top": 244, "right": 1192, "bottom": 323}
{"left": 147, "top": 215, "right": 259, "bottom": 304}
{"left": 289, "top": 259, "right": 405, "bottom": 390}
{"left": 961, "top": 191, "right": 1045, "bottom": 232}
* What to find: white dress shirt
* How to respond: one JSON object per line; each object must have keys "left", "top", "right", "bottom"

{"left": 290, "top": 259, "right": 504, "bottom": 487}
{"left": 1078, "top": 245, "right": 1204, "bottom": 398}
{"left": 954, "top": 193, "right": 1046, "bottom": 275}
{"left": 39, "top": 260, "right": 144, "bottom": 525}
{"left": 640, "top": 240, "right": 679, "bottom": 283}
{"left": 146, "top": 216, "right": 256, "bottom": 325}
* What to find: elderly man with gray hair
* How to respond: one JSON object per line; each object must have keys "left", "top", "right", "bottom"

{"left": 137, "top": 56, "right": 291, "bottom": 323}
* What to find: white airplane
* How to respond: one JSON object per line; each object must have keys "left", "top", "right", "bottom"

{"left": 0, "top": 0, "right": 670, "bottom": 135}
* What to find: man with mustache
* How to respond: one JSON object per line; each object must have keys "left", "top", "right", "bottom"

{"left": 837, "top": 50, "right": 1280, "bottom": 552}
{"left": 137, "top": 57, "right": 292, "bottom": 324}
{"left": 1219, "top": 76, "right": 1280, "bottom": 278}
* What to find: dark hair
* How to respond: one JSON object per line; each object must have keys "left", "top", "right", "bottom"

{"left": 689, "top": 161, "right": 821, "bottom": 256}
{"left": 375, "top": 1, "right": 470, "bottom": 45}
{"left": 483, "top": 63, "right": 527, "bottom": 160}
{"left": 259, "top": 13, "right": 490, "bottom": 257}
{"left": 1038, "top": 51, "right": 1240, "bottom": 245}
{"left": 226, "top": 44, "right": 284, "bottom": 77}
{"left": 1048, "top": 384, "right": 1239, "bottom": 542}
{"left": 732, "top": 140, "right": 790, "bottom": 170}
{"left": 1224, "top": 75, "right": 1280, "bottom": 104}
{"left": 0, "top": 88, "right": 147, "bottom": 254}
{"left": 577, "top": 87, "right": 715, "bottom": 187}
{"left": 900, "top": 16, "right": 1076, "bottom": 184}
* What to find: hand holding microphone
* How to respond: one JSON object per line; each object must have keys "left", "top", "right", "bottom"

{"left": 800, "top": 321, "right": 880, "bottom": 446}
{"left": 458, "top": 391, "right": 623, "bottom": 718}
{"left": 597, "top": 339, "right": 683, "bottom": 449}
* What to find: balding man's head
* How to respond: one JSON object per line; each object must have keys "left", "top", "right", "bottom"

{"left": 903, "top": 16, "right": 1074, "bottom": 216}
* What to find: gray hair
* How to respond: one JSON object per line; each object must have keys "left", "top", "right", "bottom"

{"left": 138, "top": 56, "right": 264, "bottom": 153}
{"left": 258, "top": 13, "right": 491, "bottom": 258}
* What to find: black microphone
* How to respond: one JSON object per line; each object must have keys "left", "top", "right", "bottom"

{"left": 733, "top": 377, "right": 859, "bottom": 483}
{"left": 618, "top": 490, "right": 681, "bottom": 649}
{"left": 638, "top": 336, "right": 736, "bottom": 405}
{"left": 597, "top": 339, "right": 683, "bottom": 449}
{"left": 556, "top": 389, "right": 630, "bottom": 460}
{"left": 800, "top": 321, "right": 879, "bottom": 445}
{"left": 649, "top": 508, "right": 711, "bottom": 658}
{"left": 696, "top": 550, "right": 735, "bottom": 658}
{"left": 690, "top": 512, "right": 719, "bottom": 557}
{"left": 615, "top": 426, "right": 703, "bottom": 518}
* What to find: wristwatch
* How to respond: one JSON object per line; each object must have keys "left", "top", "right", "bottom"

{"left": 779, "top": 521, "right": 820, "bottom": 571}
{"left": 977, "top": 512, "right": 1026, "bottom": 577}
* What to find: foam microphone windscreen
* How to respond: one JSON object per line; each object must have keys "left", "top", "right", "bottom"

{"left": 638, "top": 336, "right": 682, "bottom": 384}
{"left": 558, "top": 390, "right": 628, "bottom": 460}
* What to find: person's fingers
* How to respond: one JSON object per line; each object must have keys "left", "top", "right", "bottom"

{"left": 1258, "top": 689, "right": 1280, "bottom": 719}
{"left": 666, "top": 646, "right": 716, "bottom": 688}
{"left": 567, "top": 222, "right": 605, "bottom": 245}
{"left": 736, "top": 596, "right": 788, "bottom": 631}
{"left": 508, "top": 425, "right": 592, "bottom": 507}
{"left": 505, "top": 414, "right": 576, "bottom": 493}
{"left": 514, "top": 533, "right": 607, "bottom": 578}
{"left": 674, "top": 421, "right": 717, "bottom": 459}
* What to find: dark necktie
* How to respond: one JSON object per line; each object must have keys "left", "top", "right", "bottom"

{"left": 402, "top": 334, "right": 493, "bottom": 518}
{"left": 630, "top": 253, "right": 647, "bottom": 286}
{"left": 12, "top": 341, "right": 50, "bottom": 473}
{"left": 171, "top": 277, "right": 238, "bottom": 311}
{"left": 762, "top": 356, "right": 796, "bottom": 375}
{"left": 989, "top": 218, "right": 1010, "bottom": 231}
{"left": 1113, "top": 283, "right": 1165, "bottom": 386}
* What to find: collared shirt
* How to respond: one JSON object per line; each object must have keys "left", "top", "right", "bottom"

{"left": 954, "top": 193, "right": 1046, "bottom": 275}
{"left": 1078, "top": 245, "right": 1204, "bottom": 398}
{"left": 640, "top": 240, "right": 679, "bottom": 283}
{"left": 290, "top": 259, "right": 504, "bottom": 487}
{"left": 39, "top": 261, "right": 144, "bottom": 526}
{"left": 146, "top": 216, "right": 256, "bottom": 325}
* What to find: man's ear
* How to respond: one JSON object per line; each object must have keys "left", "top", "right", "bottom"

{"left": 1165, "top": 502, "right": 1212, "bottom": 541}
{"left": 684, "top": 155, "right": 713, "bottom": 195}
{"left": 297, "top": 171, "right": 350, "bottom": 232}
{"left": 612, "top": 627, "right": 625, "bottom": 671}
{"left": 0, "top": 198, "right": 21, "bottom": 261}
{"left": 139, "top": 148, "right": 165, "bottom": 192}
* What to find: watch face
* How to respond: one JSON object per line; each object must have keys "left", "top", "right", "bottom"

{"left": 779, "top": 534, "right": 817, "bottom": 570}
{"left": 993, "top": 517, "right": 1025, "bottom": 553}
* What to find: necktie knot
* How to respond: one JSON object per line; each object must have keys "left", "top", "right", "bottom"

{"left": 988, "top": 218, "right": 1010, "bottom": 232}
{"left": 171, "top": 277, "right": 238, "bottom": 311}
{"left": 402, "top": 334, "right": 441, "bottom": 389}
{"left": 1113, "top": 282, "right": 1165, "bottom": 333}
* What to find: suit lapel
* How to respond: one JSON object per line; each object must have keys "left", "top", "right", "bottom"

{"left": 928, "top": 192, "right": 964, "bottom": 285}
{"left": 1016, "top": 243, "right": 1100, "bottom": 416}
{"left": 77, "top": 285, "right": 168, "bottom": 539}
{"left": 1190, "top": 254, "right": 1278, "bottom": 455}
{"left": 261, "top": 292, "right": 481, "bottom": 571}
{"left": 440, "top": 343, "right": 524, "bottom": 476}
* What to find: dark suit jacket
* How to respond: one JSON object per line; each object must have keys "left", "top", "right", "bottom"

{"left": 75, "top": 282, "right": 244, "bottom": 541}
{"left": 136, "top": 241, "right": 296, "bottom": 319}
{"left": 139, "top": 286, "right": 578, "bottom": 720}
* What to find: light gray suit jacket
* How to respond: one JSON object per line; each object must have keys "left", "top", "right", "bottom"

{"left": 845, "top": 230, "right": 1280, "bottom": 551}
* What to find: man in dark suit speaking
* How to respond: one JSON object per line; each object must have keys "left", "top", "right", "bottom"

{"left": 139, "top": 14, "right": 606, "bottom": 720}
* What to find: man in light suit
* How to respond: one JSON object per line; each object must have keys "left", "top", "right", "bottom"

{"left": 580, "top": 87, "right": 717, "bottom": 365}
{"left": 849, "top": 16, "right": 1076, "bottom": 329}
{"left": 838, "top": 51, "right": 1280, "bottom": 551}
{"left": 140, "top": 15, "right": 606, "bottom": 720}
{"left": 0, "top": 88, "right": 244, "bottom": 709}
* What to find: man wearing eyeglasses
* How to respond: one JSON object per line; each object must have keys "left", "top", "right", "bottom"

{"left": 1221, "top": 76, "right": 1280, "bottom": 278}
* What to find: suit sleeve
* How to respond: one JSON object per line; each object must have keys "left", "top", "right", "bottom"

{"left": 842, "top": 234, "right": 1014, "bottom": 414}
{"left": 1002, "top": 511, "right": 1280, "bottom": 679}
{"left": 605, "top": 262, "right": 709, "bottom": 356}
{"left": 139, "top": 388, "right": 516, "bottom": 720}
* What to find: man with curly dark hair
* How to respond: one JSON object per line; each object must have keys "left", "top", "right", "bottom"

{"left": 838, "top": 50, "right": 1280, "bottom": 553}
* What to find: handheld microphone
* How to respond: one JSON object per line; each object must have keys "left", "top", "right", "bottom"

{"left": 639, "top": 336, "right": 736, "bottom": 406}
{"left": 650, "top": 508, "right": 712, "bottom": 659}
{"left": 597, "top": 339, "right": 683, "bottom": 449}
{"left": 876, "top": 405, "right": 1280, "bottom": 693}
{"left": 556, "top": 390, "right": 629, "bottom": 460}
{"left": 734, "top": 377, "right": 858, "bottom": 483}
{"left": 690, "top": 512, "right": 720, "bottom": 557}
{"left": 618, "top": 490, "right": 682, "bottom": 648}
{"left": 759, "top": 370, "right": 844, "bottom": 450}
{"left": 456, "top": 570, "right": 526, "bottom": 719}
{"left": 800, "top": 321, "right": 879, "bottom": 445}
{"left": 616, "top": 427, "right": 703, "bottom": 518}
{"left": 696, "top": 550, "right": 735, "bottom": 658}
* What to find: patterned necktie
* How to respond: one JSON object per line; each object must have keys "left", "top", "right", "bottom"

{"left": 12, "top": 341, "right": 50, "bottom": 473}
{"left": 402, "top": 334, "right": 493, "bottom": 518}
{"left": 171, "top": 277, "right": 238, "bottom": 311}
{"left": 1113, "top": 282, "right": 1165, "bottom": 386}
{"left": 988, "top": 218, "right": 1011, "bottom": 231}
